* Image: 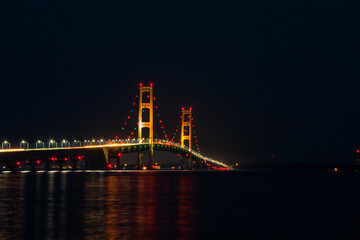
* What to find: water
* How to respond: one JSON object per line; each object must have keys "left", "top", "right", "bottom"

{"left": 0, "top": 170, "right": 360, "bottom": 240}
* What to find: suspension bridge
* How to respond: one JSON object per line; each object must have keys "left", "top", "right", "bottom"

{"left": 0, "top": 84, "right": 229, "bottom": 172}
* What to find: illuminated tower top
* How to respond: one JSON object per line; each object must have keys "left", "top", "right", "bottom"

{"left": 181, "top": 107, "right": 192, "bottom": 150}
{"left": 138, "top": 83, "right": 154, "bottom": 145}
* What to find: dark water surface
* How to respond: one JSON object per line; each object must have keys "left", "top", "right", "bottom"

{"left": 1, "top": 170, "right": 360, "bottom": 240}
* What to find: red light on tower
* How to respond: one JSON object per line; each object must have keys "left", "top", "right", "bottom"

{"left": 118, "top": 153, "right": 122, "bottom": 157}
{"left": 189, "top": 107, "right": 192, "bottom": 111}
{"left": 181, "top": 107, "right": 184, "bottom": 111}
{"left": 150, "top": 83, "right": 153, "bottom": 87}
{"left": 357, "top": 149, "right": 360, "bottom": 153}
{"left": 16, "top": 161, "right": 20, "bottom": 166}
{"left": 108, "top": 163, "right": 112, "bottom": 168}
{"left": 139, "top": 83, "right": 143, "bottom": 87}
{"left": 36, "top": 160, "right": 40, "bottom": 164}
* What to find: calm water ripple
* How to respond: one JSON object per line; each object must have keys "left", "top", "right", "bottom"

{"left": 1, "top": 170, "right": 360, "bottom": 239}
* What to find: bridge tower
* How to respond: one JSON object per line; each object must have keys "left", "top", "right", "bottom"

{"left": 137, "top": 83, "right": 154, "bottom": 169}
{"left": 180, "top": 108, "right": 192, "bottom": 169}
{"left": 181, "top": 108, "right": 192, "bottom": 150}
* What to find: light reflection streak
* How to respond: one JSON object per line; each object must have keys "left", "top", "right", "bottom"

{"left": 0, "top": 172, "right": 199, "bottom": 239}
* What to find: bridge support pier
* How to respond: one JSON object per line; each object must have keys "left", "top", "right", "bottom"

{"left": 148, "top": 150, "right": 154, "bottom": 170}
{"left": 137, "top": 152, "right": 143, "bottom": 170}
{"left": 58, "top": 162, "right": 64, "bottom": 170}
{"left": 71, "top": 159, "right": 78, "bottom": 170}
{"left": 26, "top": 160, "right": 40, "bottom": 171}
{"left": 57, "top": 158, "right": 68, "bottom": 171}
{"left": 116, "top": 156, "right": 121, "bottom": 170}
{"left": 137, "top": 151, "right": 154, "bottom": 170}
{"left": 6, "top": 162, "right": 20, "bottom": 173}
{"left": 44, "top": 161, "right": 51, "bottom": 171}
{"left": 180, "top": 157, "right": 184, "bottom": 170}
{"left": 85, "top": 149, "right": 107, "bottom": 170}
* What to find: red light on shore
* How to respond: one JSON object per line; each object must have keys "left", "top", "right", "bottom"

{"left": 64, "top": 158, "right": 68, "bottom": 161}
{"left": 118, "top": 153, "right": 122, "bottom": 157}
{"left": 16, "top": 161, "right": 20, "bottom": 166}
{"left": 36, "top": 160, "right": 40, "bottom": 164}
{"left": 108, "top": 164, "right": 112, "bottom": 168}
{"left": 77, "top": 156, "right": 82, "bottom": 160}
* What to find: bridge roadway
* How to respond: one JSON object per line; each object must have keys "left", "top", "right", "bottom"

{"left": 0, "top": 140, "right": 229, "bottom": 170}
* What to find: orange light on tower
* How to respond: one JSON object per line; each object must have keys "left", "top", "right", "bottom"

{"left": 181, "top": 108, "right": 192, "bottom": 151}
{"left": 138, "top": 83, "right": 154, "bottom": 168}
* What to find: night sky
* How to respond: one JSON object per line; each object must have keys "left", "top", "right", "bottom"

{"left": 1, "top": 1, "right": 359, "bottom": 165}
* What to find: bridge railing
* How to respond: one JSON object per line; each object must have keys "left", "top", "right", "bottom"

{"left": 0, "top": 138, "right": 229, "bottom": 168}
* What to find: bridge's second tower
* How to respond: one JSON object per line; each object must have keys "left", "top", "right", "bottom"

{"left": 137, "top": 83, "right": 154, "bottom": 168}
{"left": 181, "top": 108, "right": 192, "bottom": 150}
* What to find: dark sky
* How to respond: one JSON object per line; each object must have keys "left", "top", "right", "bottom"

{"left": 0, "top": 1, "right": 359, "bottom": 165}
